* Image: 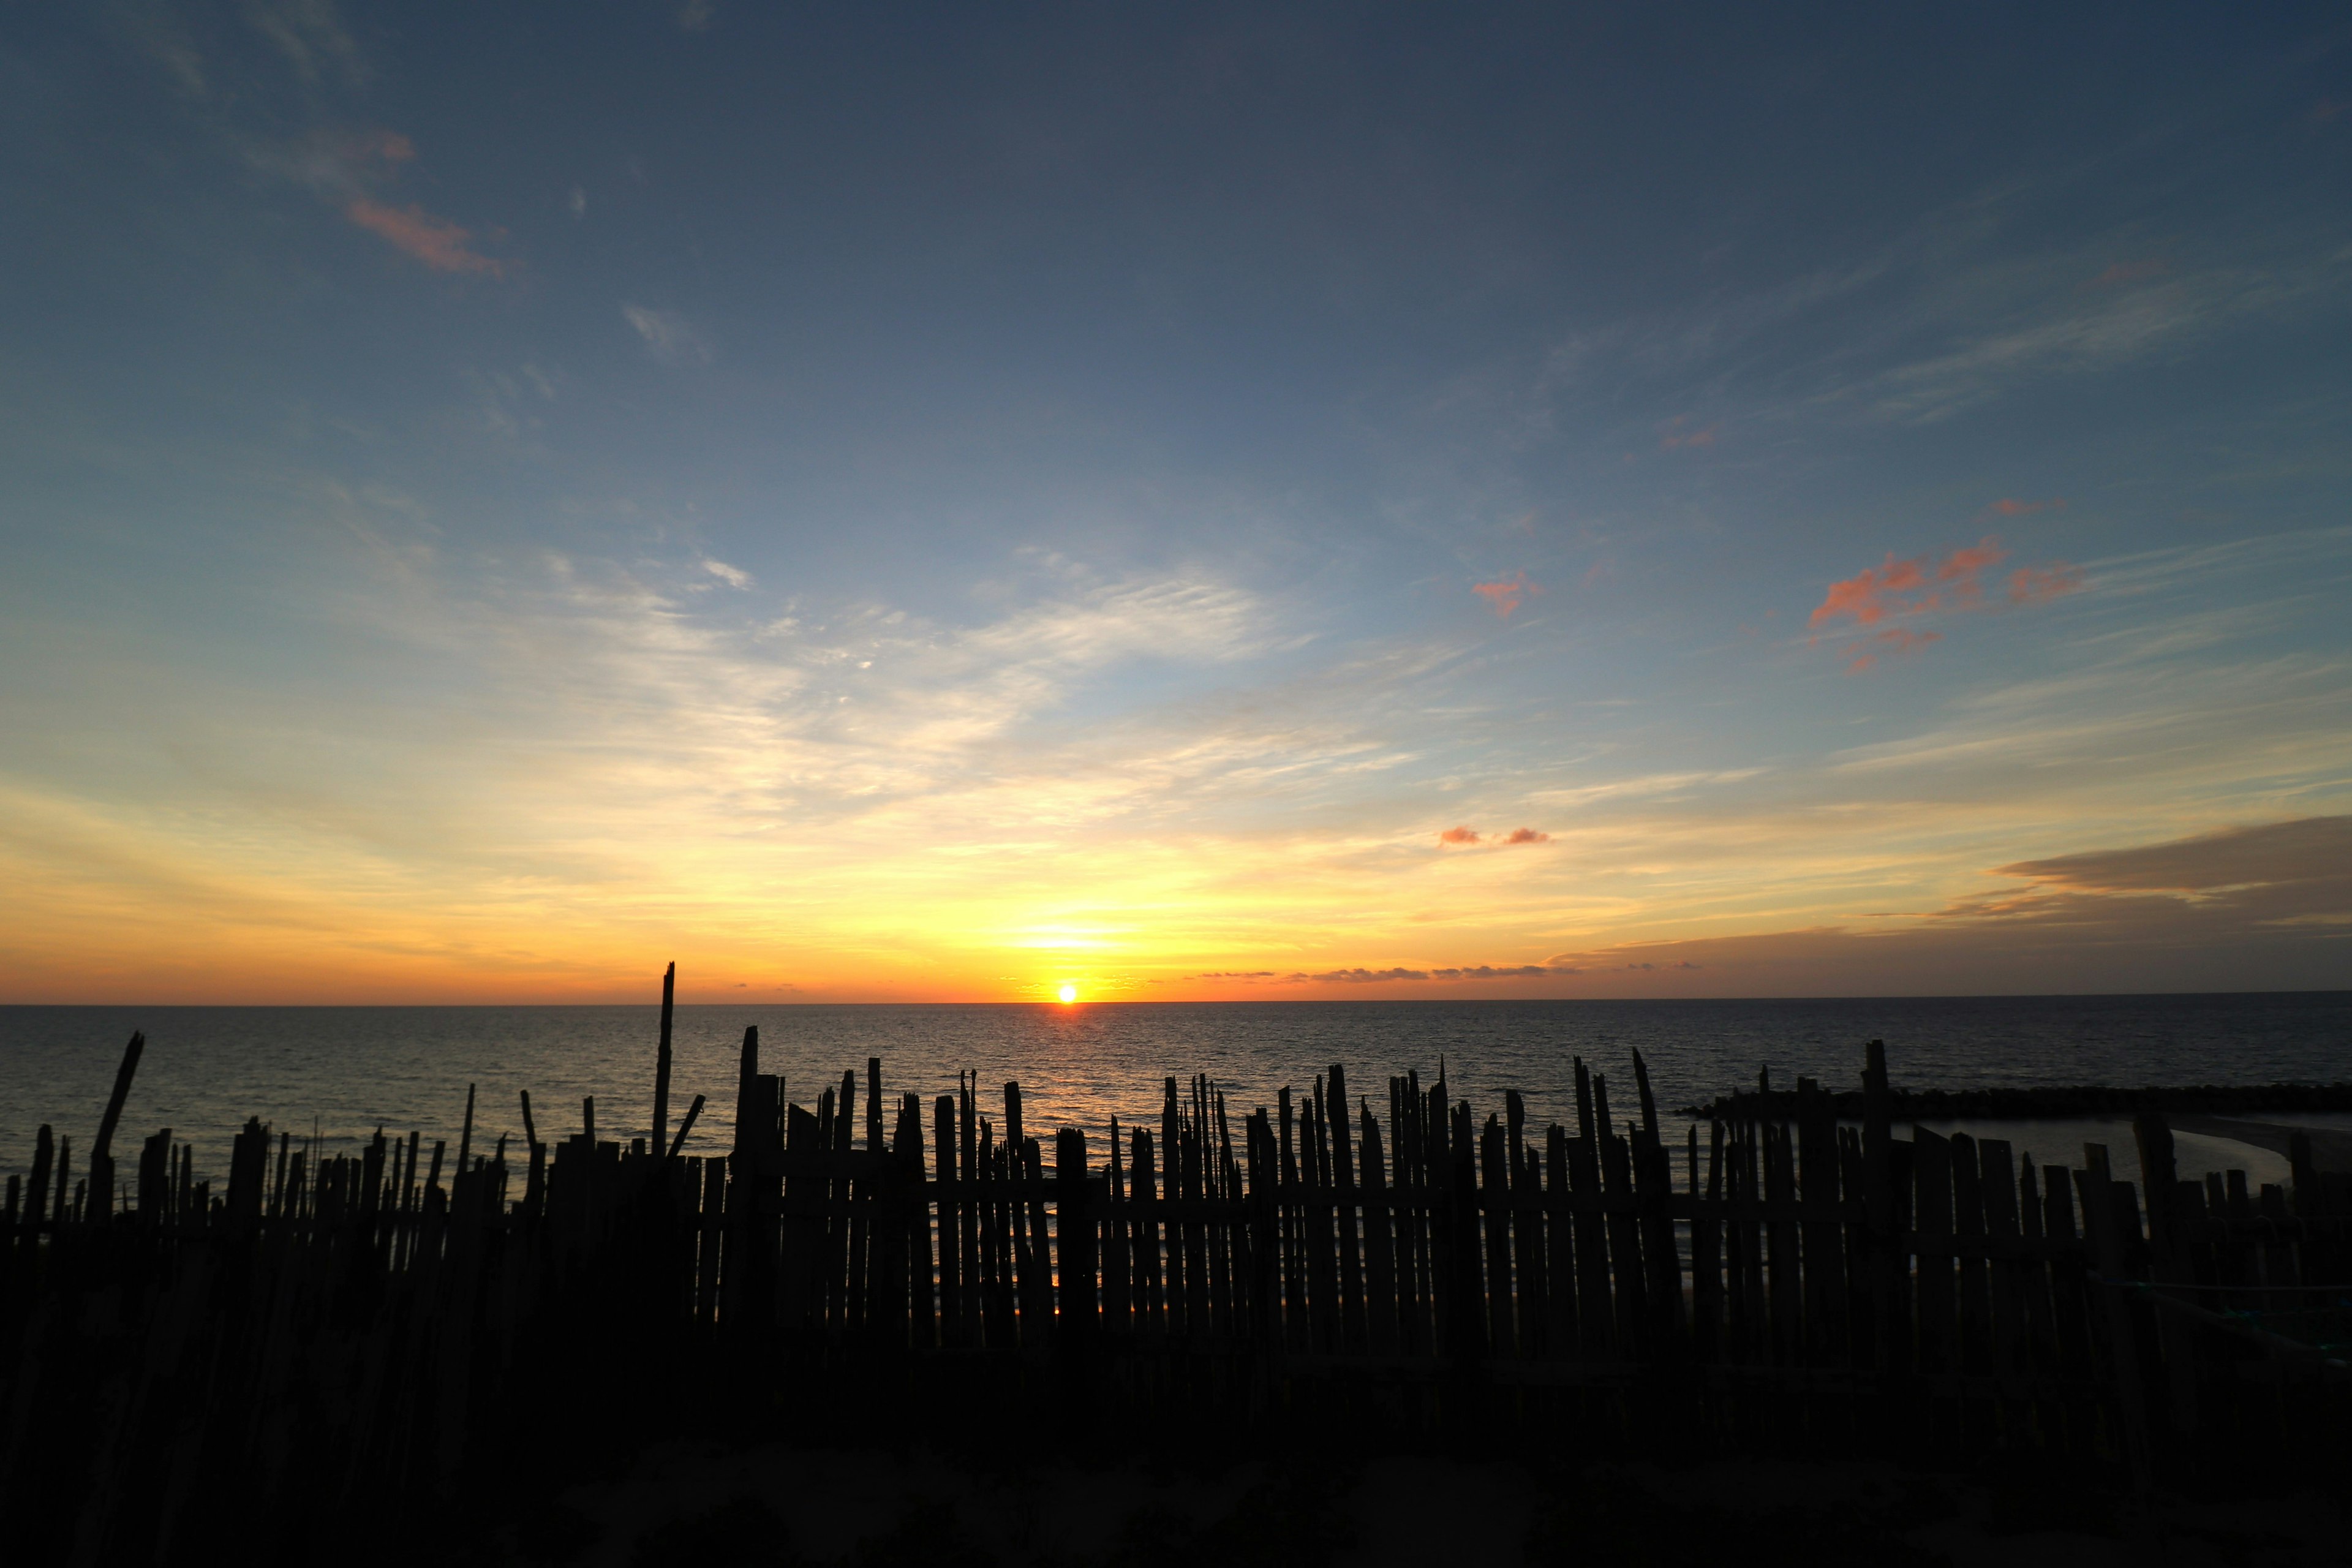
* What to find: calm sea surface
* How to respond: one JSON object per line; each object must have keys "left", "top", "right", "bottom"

{"left": 2, "top": 995, "right": 2347, "bottom": 1192}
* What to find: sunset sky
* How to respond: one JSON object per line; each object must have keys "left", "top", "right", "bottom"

{"left": 2, "top": 4, "right": 2347, "bottom": 1003}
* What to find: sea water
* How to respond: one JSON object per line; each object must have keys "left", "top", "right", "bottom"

{"left": 2, "top": 993, "right": 2346, "bottom": 1193}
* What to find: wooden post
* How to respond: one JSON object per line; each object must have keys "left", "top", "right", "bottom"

{"left": 24, "top": 1125, "right": 53, "bottom": 1237}
{"left": 87, "top": 1029, "right": 145, "bottom": 1222}
{"left": 520, "top": 1090, "right": 546, "bottom": 1215}
{"left": 1980, "top": 1140, "right": 2026, "bottom": 1378}
{"left": 934, "top": 1093, "right": 962, "bottom": 1345}
{"left": 1329, "top": 1065, "right": 1366, "bottom": 1352}
{"left": 733, "top": 1025, "right": 760, "bottom": 1159}
{"left": 1860, "top": 1039, "right": 1896, "bottom": 1371}
{"left": 1691, "top": 1121, "right": 1722, "bottom": 1362}
{"left": 1443, "top": 1099, "right": 1485, "bottom": 1362}
{"left": 2076, "top": 1163, "right": 2152, "bottom": 1491}
{"left": 1912, "top": 1127, "right": 1956, "bottom": 1378}
{"left": 456, "top": 1082, "right": 477, "bottom": 1178}
{"left": 1951, "top": 1131, "right": 1989, "bottom": 1375}
{"left": 2132, "top": 1113, "right": 2198, "bottom": 1434}
{"left": 1480, "top": 1112, "right": 1513, "bottom": 1357}
{"left": 1360, "top": 1101, "right": 1398, "bottom": 1355}
{"left": 652, "top": 962, "right": 675, "bottom": 1163}
{"left": 1055, "top": 1127, "right": 1095, "bottom": 1350}
{"left": 667, "top": 1095, "right": 705, "bottom": 1158}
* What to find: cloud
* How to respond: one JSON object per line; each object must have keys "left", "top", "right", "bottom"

{"left": 1992, "top": 816, "right": 2351, "bottom": 897}
{"left": 623, "top": 306, "right": 714, "bottom": 366}
{"left": 677, "top": 0, "right": 715, "bottom": 30}
{"left": 1811, "top": 537, "right": 2009, "bottom": 631}
{"left": 243, "top": 0, "right": 363, "bottom": 87}
{"left": 1438, "top": 826, "right": 1480, "bottom": 845}
{"left": 1503, "top": 827, "right": 1550, "bottom": 844}
{"left": 701, "top": 559, "right": 752, "bottom": 590}
{"left": 256, "top": 128, "right": 511, "bottom": 279}
{"left": 1298, "top": 967, "right": 1433, "bottom": 983}
{"left": 1265, "top": 962, "right": 1582, "bottom": 984}
{"left": 1811, "top": 552, "right": 1930, "bottom": 630}
{"left": 1812, "top": 535, "right": 2084, "bottom": 671}
{"left": 1189, "top": 971, "right": 1276, "bottom": 979}
{"left": 1471, "top": 572, "right": 1537, "bottom": 619}
{"left": 2090, "top": 260, "right": 2168, "bottom": 287}
{"left": 344, "top": 199, "right": 507, "bottom": 277}
{"left": 1530, "top": 818, "right": 2352, "bottom": 994}
{"left": 2007, "top": 563, "right": 2084, "bottom": 605}
{"left": 1658, "top": 418, "right": 1719, "bottom": 450}
{"left": 1843, "top": 627, "right": 1940, "bottom": 675}
{"left": 569, "top": 185, "right": 587, "bottom": 219}
{"left": 1985, "top": 497, "right": 2064, "bottom": 518}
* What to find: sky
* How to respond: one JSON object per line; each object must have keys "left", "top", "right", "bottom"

{"left": 1, "top": 2, "right": 2348, "bottom": 1004}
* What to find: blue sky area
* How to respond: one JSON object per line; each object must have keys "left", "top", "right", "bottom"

{"left": 1, "top": 4, "right": 2346, "bottom": 1001}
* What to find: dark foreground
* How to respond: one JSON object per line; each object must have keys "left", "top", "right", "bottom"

{"left": 2, "top": 1027, "right": 2348, "bottom": 1561}
{"left": 484, "top": 1443, "right": 2348, "bottom": 1568}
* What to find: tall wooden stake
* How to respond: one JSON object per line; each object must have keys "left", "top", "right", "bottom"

{"left": 652, "top": 962, "right": 676, "bottom": 1162}
{"left": 88, "top": 1030, "right": 145, "bottom": 1221}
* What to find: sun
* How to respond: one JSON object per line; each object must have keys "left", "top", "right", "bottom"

{"left": 1057, "top": 984, "right": 1079, "bottom": 1004}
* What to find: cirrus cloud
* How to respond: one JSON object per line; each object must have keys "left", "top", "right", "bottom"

{"left": 345, "top": 198, "right": 507, "bottom": 277}
{"left": 624, "top": 305, "right": 714, "bottom": 366}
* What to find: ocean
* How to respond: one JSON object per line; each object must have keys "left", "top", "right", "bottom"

{"left": 3, "top": 993, "right": 2348, "bottom": 1196}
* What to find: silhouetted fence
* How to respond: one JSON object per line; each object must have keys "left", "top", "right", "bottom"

{"left": 3, "top": 1008, "right": 2348, "bottom": 1558}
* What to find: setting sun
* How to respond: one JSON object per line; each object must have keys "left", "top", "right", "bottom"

{"left": 1058, "top": 984, "right": 1078, "bottom": 1004}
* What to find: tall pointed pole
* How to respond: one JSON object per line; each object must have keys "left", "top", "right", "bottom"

{"left": 89, "top": 1030, "right": 145, "bottom": 1222}
{"left": 651, "top": 961, "right": 676, "bottom": 1161}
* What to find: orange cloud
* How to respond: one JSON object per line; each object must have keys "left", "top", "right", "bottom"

{"left": 1812, "top": 537, "right": 2009, "bottom": 633}
{"left": 2089, "top": 259, "right": 2168, "bottom": 287}
{"left": 1659, "top": 421, "right": 1719, "bottom": 450}
{"left": 1471, "top": 572, "right": 1536, "bottom": 619}
{"left": 345, "top": 199, "right": 506, "bottom": 276}
{"left": 1438, "top": 826, "right": 1481, "bottom": 845}
{"left": 1843, "top": 626, "right": 1940, "bottom": 676}
{"left": 1809, "top": 552, "right": 1928, "bottom": 629}
{"left": 1503, "top": 827, "right": 1550, "bottom": 844}
{"left": 1985, "top": 496, "right": 2064, "bottom": 518}
{"left": 2008, "top": 562, "right": 2084, "bottom": 605}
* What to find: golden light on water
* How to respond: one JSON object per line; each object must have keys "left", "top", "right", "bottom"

{"left": 1058, "top": 984, "right": 1079, "bottom": 1004}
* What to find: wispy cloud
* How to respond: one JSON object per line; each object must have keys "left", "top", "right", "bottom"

{"left": 243, "top": 124, "right": 514, "bottom": 278}
{"left": 243, "top": 0, "right": 364, "bottom": 88}
{"left": 2007, "top": 564, "right": 2084, "bottom": 606}
{"left": 1841, "top": 625, "right": 1942, "bottom": 675}
{"left": 701, "top": 559, "right": 752, "bottom": 589}
{"left": 345, "top": 199, "right": 507, "bottom": 276}
{"left": 1471, "top": 572, "right": 1536, "bottom": 619}
{"left": 623, "top": 306, "right": 713, "bottom": 366}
